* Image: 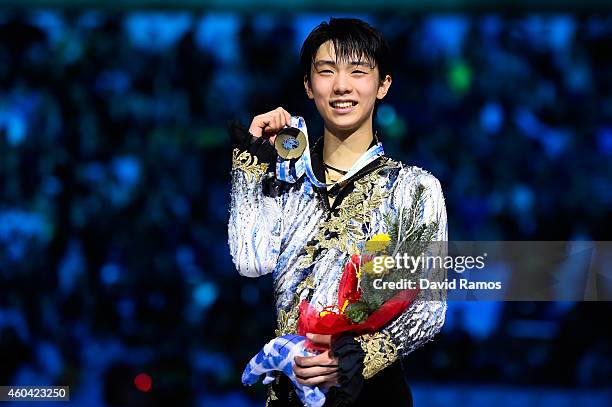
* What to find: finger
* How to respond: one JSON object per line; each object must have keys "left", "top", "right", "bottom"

{"left": 262, "top": 115, "right": 278, "bottom": 135}
{"left": 271, "top": 113, "right": 281, "bottom": 131}
{"left": 293, "top": 364, "right": 338, "bottom": 379}
{"left": 294, "top": 352, "right": 338, "bottom": 368}
{"left": 295, "top": 372, "right": 339, "bottom": 387}
{"left": 265, "top": 114, "right": 284, "bottom": 142}
{"left": 274, "top": 113, "right": 282, "bottom": 129}
{"left": 281, "top": 108, "right": 291, "bottom": 123}
{"left": 276, "top": 107, "right": 289, "bottom": 125}
{"left": 271, "top": 110, "right": 284, "bottom": 131}
{"left": 276, "top": 110, "right": 286, "bottom": 129}
{"left": 265, "top": 114, "right": 277, "bottom": 131}
{"left": 307, "top": 333, "right": 332, "bottom": 346}
{"left": 273, "top": 108, "right": 282, "bottom": 126}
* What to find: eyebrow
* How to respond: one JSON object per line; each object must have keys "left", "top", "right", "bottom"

{"left": 314, "top": 60, "right": 372, "bottom": 68}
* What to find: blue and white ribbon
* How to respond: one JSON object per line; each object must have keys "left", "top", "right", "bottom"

{"left": 276, "top": 116, "right": 384, "bottom": 188}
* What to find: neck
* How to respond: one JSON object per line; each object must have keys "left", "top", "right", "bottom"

{"left": 323, "top": 119, "right": 374, "bottom": 171}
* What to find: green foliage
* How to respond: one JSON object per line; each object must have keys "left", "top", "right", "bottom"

{"left": 344, "top": 301, "right": 371, "bottom": 324}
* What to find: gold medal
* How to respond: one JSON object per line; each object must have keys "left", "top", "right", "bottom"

{"left": 274, "top": 127, "right": 307, "bottom": 160}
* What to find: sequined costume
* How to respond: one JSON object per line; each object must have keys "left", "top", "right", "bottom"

{"left": 228, "top": 121, "right": 447, "bottom": 406}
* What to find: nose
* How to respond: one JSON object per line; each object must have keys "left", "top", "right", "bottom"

{"left": 332, "top": 72, "right": 352, "bottom": 95}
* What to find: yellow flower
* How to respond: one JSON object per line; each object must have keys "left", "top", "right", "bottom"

{"left": 371, "top": 233, "right": 391, "bottom": 242}
{"left": 363, "top": 255, "right": 393, "bottom": 276}
{"left": 365, "top": 233, "right": 391, "bottom": 252}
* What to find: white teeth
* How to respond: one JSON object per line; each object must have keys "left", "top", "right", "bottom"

{"left": 332, "top": 101, "right": 354, "bottom": 108}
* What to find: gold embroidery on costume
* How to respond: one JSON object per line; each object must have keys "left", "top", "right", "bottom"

{"left": 275, "top": 276, "right": 314, "bottom": 336}
{"left": 299, "top": 160, "right": 399, "bottom": 268}
{"left": 355, "top": 331, "right": 399, "bottom": 379}
{"left": 275, "top": 307, "right": 299, "bottom": 336}
{"left": 265, "top": 375, "right": 280, "bottom": 406}
{"left": 232, "top": 148, "right": 268, "bottom": 182}
{"left": 266, "top": 381, "right": 279, "bottom": 405}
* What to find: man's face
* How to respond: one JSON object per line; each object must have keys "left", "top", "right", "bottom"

{"left": 304, "top": 40, "right": 391, "bottom": 134}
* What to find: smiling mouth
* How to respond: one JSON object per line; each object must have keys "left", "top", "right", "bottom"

{"left": 330, "top": 101, "right": 358, "bottom": 109}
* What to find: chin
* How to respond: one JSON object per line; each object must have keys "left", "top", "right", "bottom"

{"left": 325, "top": 116, "right": 367, "bottom": 134}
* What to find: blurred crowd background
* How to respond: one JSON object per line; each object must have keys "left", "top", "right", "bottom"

{"left": 0, "top": 4, "right": 611, "bottom": 407}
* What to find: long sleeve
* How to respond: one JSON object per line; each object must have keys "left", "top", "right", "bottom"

{"left": 338, "top": 169, "right": 448, "bottom": 381}
{"left": 227, "top": 120, "right": 284, "bottom": 278}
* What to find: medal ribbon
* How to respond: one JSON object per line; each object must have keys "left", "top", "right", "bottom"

{"left": 275, "top": 116, "right": 384, "bottom": 188}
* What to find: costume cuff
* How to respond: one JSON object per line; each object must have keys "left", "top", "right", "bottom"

{"left": 354, "top": 331, "right": 399, "bottom": 379}
{"left": 328, "top": 335, "right": 365, "bottom": 405}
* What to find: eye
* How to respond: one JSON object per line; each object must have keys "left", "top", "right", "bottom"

{"left": 352, "top": 70, "right": 367, "bottom": 75}
{"left": 318, "top": 69, "right": 334, "bottom": 74}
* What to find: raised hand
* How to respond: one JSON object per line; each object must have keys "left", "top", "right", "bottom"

{"left": 248, "top": 107, "right": 292, "bottom": 143}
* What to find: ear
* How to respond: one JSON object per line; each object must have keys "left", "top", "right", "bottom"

{"left": 304, "top": 75, "right": 314, "bottom": 99}
{"left": 377, "top": 74, "right": 392, "bottom": 100}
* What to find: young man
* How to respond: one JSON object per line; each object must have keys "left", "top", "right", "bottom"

{"left": 228, "top": 18, "right": 447, "bottom": 406}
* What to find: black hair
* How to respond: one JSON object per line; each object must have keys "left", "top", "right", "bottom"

{"left": 300, "top": 18, "right": 392, "bottom": 84}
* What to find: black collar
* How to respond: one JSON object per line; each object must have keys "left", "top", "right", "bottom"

{"left": 309, "top": 135, "right": 385, "bottom": 212}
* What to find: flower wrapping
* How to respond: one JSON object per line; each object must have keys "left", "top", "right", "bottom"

{"left": 297, "top": 253, "right": 420, "bottom": 349}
